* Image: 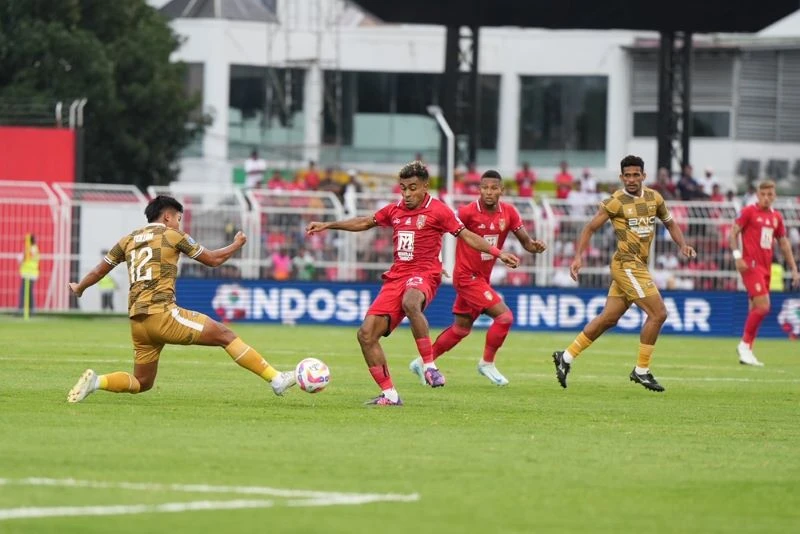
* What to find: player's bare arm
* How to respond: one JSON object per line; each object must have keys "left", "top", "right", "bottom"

{"left": 458, "top": 228, "right": 520, "bottom": 268}
{"left": 69, "top": 260, "right": 115, "bottom": 298}
{"left": 306, "top": 217, "right": 377, "bottom": 234}
{"left": 570, "top": 208, "right": 609, "bottom": 280}
{"left": 777, "top": 236, "right": 800, "bottom": 288}
{"left": 663, "top": 218, "right": 696, "bottom": 258}
{"left": 729, "top": 222, "right": 747, "bottom": 272}
{"left": 194, "top": 231, "right": 247, "bottom": 268}
{"left": 513, "top": 226, "right": 547, "bottom": 254}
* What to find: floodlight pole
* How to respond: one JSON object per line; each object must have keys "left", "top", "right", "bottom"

{"left": 427, "top": 105, "right": 455, "bottom": 208}
{"left": 427, "top": 104, "right": 456, "bottom": 281}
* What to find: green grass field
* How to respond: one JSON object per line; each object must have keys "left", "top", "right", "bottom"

{"left": 1, "top": 316, "right": 799, "bottom": 533}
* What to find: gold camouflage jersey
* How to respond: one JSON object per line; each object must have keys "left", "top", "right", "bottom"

{"left": 600, "top": 187, "right": 672, "bottom": 264}
{"left": 104, "top": 223, "right": 204, "bottom": 317}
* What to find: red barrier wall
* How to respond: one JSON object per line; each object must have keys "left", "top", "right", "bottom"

{"left": 0, "top": 126, "right": 75, "bottom": 183}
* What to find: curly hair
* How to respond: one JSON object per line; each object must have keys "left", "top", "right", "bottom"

{"left": 620, "top": 155, "right": 645, "bottom": 173}
{"left": 398, "top": 160, "right": 429, "bottom": 181}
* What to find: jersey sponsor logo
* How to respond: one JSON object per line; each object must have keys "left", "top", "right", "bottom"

{"left": 627, "top": 216, "right": 656, "bottom": 236}
{"left": 478, "top": 224, "right": 486, "bottom": 229}
{"left": 484, "top": 290, "right": 493, "bottom": 301}
{"left": 481, "top": 234, "right": 499, "bottom": 261}
{"left": 187, "top": 235, "right": 197, "bottom": 245}
{"left": 406, "top": 276, "right": 424, "bottom": 287}
{"left": 397, "top": 231, "right": 415, "bottom": 261}
{"left": 393, "top": 218, "right": 401, "bottom": 225}
{"left": 416, "top": 215, "right": 426, "bottom": 229}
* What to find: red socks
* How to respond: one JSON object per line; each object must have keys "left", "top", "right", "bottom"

{"left": 415, "top": 337, "right": 434, "bottom": 364}
{"left": 368, "top": 365, "right": 393, "bottom": 390}
{"left": 432, "top": 325, "right": 471, "bottom": 359}
{"left": 483, "top": 311, "right": 513, "bottom": 363}
{"left": 742, "top": 306, "right": 769, "bottom": 346}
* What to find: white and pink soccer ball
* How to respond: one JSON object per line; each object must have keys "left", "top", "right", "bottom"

{"left": 295, "top": 358, "right": 331, "bottom": 393}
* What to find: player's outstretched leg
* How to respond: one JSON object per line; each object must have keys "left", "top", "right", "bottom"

{"left": 67, "top": 369, "right": 142, "bottom": 403}
{"left": 629, "top": 368, "right": 665, "bottom": 392}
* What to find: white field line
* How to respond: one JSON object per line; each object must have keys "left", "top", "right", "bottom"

{"left": 0, "top": 500, "right": 274, "bottom": 521}
{"left": 0, "top": 477, "right": 420, "bottom": 521}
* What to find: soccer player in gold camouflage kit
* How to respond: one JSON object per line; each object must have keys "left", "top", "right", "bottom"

{"left": 66, "top": 195, "right": 296, "bottom": 403}
{"left": 552, "top": 155, "right": 696, "bottom": 392}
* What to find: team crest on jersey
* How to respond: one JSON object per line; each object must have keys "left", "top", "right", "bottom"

{"left": 499, "top": 219, "right": 506, "bottom": 231}
{"left": 416, "top": 215, "right": 426, "bottom": 229}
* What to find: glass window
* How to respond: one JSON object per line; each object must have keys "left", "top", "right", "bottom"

{"left": 518, "top": 76, "right": 607, "bottom": 166}
{"left": 632, "top": 111, "right": 730, "bottom": 138}
{"left": 229, "top": 65, "right": 304, "bottom": 126}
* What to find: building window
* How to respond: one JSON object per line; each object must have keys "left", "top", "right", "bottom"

{"left": 321, "top": 71, "right": 500, "bottom": 165}
{"left": 632, "top": 110, "right": 731, "bottom": 138}
{"left": 518, "top": 76, "right": 607, "bottom": 166}
{"left": 228, "top": 65, "right": 305, "bottom": 160}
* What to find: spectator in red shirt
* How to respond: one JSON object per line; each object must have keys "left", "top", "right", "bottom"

{"left": 554, "top": 160, "right": 574, "bottom": 199}
{"left": 515, "top": 162, "right": 536, "bottom": 197}
{"left": 709, "top": 184, "right": 725, "bottom": 202}
{"left": 651, "top": 167, "right": 677, "bottom": 200}
{"left": 464, "top": 162, "right": 481, "bottom": 195}
{"left": 266, "top": 170, "right": 287, "bottom": 190}
{"left": 304, "top": 160, "right": 320, "bottom": 191}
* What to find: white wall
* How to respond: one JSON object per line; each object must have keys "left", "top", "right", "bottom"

{"left": 166, "top": 15, "right": 800, "bottom": 186}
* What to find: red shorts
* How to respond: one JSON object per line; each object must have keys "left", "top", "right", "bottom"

{"left": 740, "top": 264, "right": 770, "bottom": 298}
{"left": 452, "top": 277, "right": 503, "bottom": 321}
{"left": 367, "top": 274, "right": 440, "bottom": 335}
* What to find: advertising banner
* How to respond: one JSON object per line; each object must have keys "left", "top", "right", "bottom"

{"left": 176, "top": 279, "right": 800, "bottom": 339}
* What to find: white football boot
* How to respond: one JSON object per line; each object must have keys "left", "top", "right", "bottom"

{"left": 271, "top": 371, "right": 297, "bottom": 396}
{"left": 477, "top": 362, "right": 509, "bottom": 386}
{"left": 737, "top": 342, "right": 764, "bottom": 367}
{"left": 67, "top": 369, "right": 99, "bottom": 403}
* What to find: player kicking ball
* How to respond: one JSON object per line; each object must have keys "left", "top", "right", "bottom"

{"left": 552, "top": 155, "right": 696, "bottom": 392}
{"left": 66, "top": 195, "right": 295, "bottom": 403}
{"left": 409, "top": 170, "right": 546, "bottom": 386}
{"left": 306, "top": 161, "right": 519, "bottom": 405}
{"left": 730, "top": 180, "right": 799, "bottom": 366}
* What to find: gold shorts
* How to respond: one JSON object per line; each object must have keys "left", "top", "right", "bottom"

{"left": 130, "top": 307, "right": 210, "bottom": 364}
{"left": 608, "top": 261, "right": 660, "bottom": 302}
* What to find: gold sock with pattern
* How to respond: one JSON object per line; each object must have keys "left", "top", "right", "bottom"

{"left": 225, "top": 337, "right": 279, "bottom": 381}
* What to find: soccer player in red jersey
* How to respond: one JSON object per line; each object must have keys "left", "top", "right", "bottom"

{"left": 409, "top": 170, "right": 546, "bottom": 386}
{"left": 730, "top": 180, "right": 799, "bottom": 366}
{"left": 306, "top": 161, "right": 520, "bottom": 405}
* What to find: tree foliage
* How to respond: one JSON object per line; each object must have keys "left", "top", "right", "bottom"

{"left": 0, "top": 0, "right": 206, "bottom": 188}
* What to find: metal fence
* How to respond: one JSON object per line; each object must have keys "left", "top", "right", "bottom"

{"left": 2, "top": 180, "right": 799, "bottom": 313}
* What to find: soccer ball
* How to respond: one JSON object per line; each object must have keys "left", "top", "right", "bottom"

{"left": 295, "top": 358, "right": 330, "bottom": 393}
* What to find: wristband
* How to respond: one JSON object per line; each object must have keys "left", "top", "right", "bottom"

{"left": 732, "top": 250, "right": 742, "bottom": 260}
{"left": 489, "top": 246, "right": 502, "bottom": 258}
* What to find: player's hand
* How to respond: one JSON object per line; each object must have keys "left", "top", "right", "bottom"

{"left": 68, "top": 282, "right": 83, "bottom": 298}
{"left": 791, "top": 270, "right": 800, "bottom": 289}
{"left": 499, "top": 252, "right": 520, "bottom": 269}
{"left": 570, "top": 257, "right": 582, "bottom": 281}
{"left": 681, "top": 245, "right": 697, "bottom": 259}
{"left": 529, "top": 239, "right": 547, "bottom": 254}
{"left": 233, "top": 231, "right": 247, "bottom": 247}
{"left": 306, "top": 221, "right": 328, "bottom": 234}
{"left": 441, "top": 269, "right": 451, "bottom": 279}
{"left": 735, "top": 258, "right": 748, "bottom": 273}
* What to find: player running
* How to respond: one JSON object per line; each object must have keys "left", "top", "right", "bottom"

{"left": 552, "top": 155, "right": 696, "bottom": 392}
{"left": 730, "top": 180, "right": 799, "bottom": 366}
{"left": 305, "top": 161, "right": 520, "bottom": 406}
{"left": 66, "top": 195, "right": 296, "bottom": 403}
{"left": 409, "top": 170, "right": 546, "bottom": 386}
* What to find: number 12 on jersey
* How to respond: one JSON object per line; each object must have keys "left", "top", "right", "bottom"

{"left": 129, "top": 247, "right": 153, "bottom": 283}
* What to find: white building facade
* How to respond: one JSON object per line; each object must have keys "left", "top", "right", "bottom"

{"left": 158, "top": 0, "right": 800, "bottom": 190}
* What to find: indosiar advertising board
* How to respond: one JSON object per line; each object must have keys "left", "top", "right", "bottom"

{"left": 176, "top": 279, "right": 800, "bottom": 339}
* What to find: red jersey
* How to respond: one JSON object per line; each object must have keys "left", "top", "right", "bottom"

{"left": 515, "top": 170, "right": 536, "bottom": 197}
{"left": 454, "top": 200, "right": 524, "bottom": 283}
{"left": 736, "top": 204, "right": 786, "bottom": 269}
{"left": 374, "top": 194, "right": 464, "bottom": 280}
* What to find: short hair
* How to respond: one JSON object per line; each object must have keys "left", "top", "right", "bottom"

{"left": 398, "top": 160, "right": 429, "bottom": 181}
{"left": 145, "top": 195, "right": 184, "bottom": 223}
{"left": 758, "top": 180, "right": 776, "bottom": 190}
{"left": 620, "top": 155, "right": 645, "bottom": 173}
{"left": 481, "top": 170, "right": 503, "bottom": 181}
